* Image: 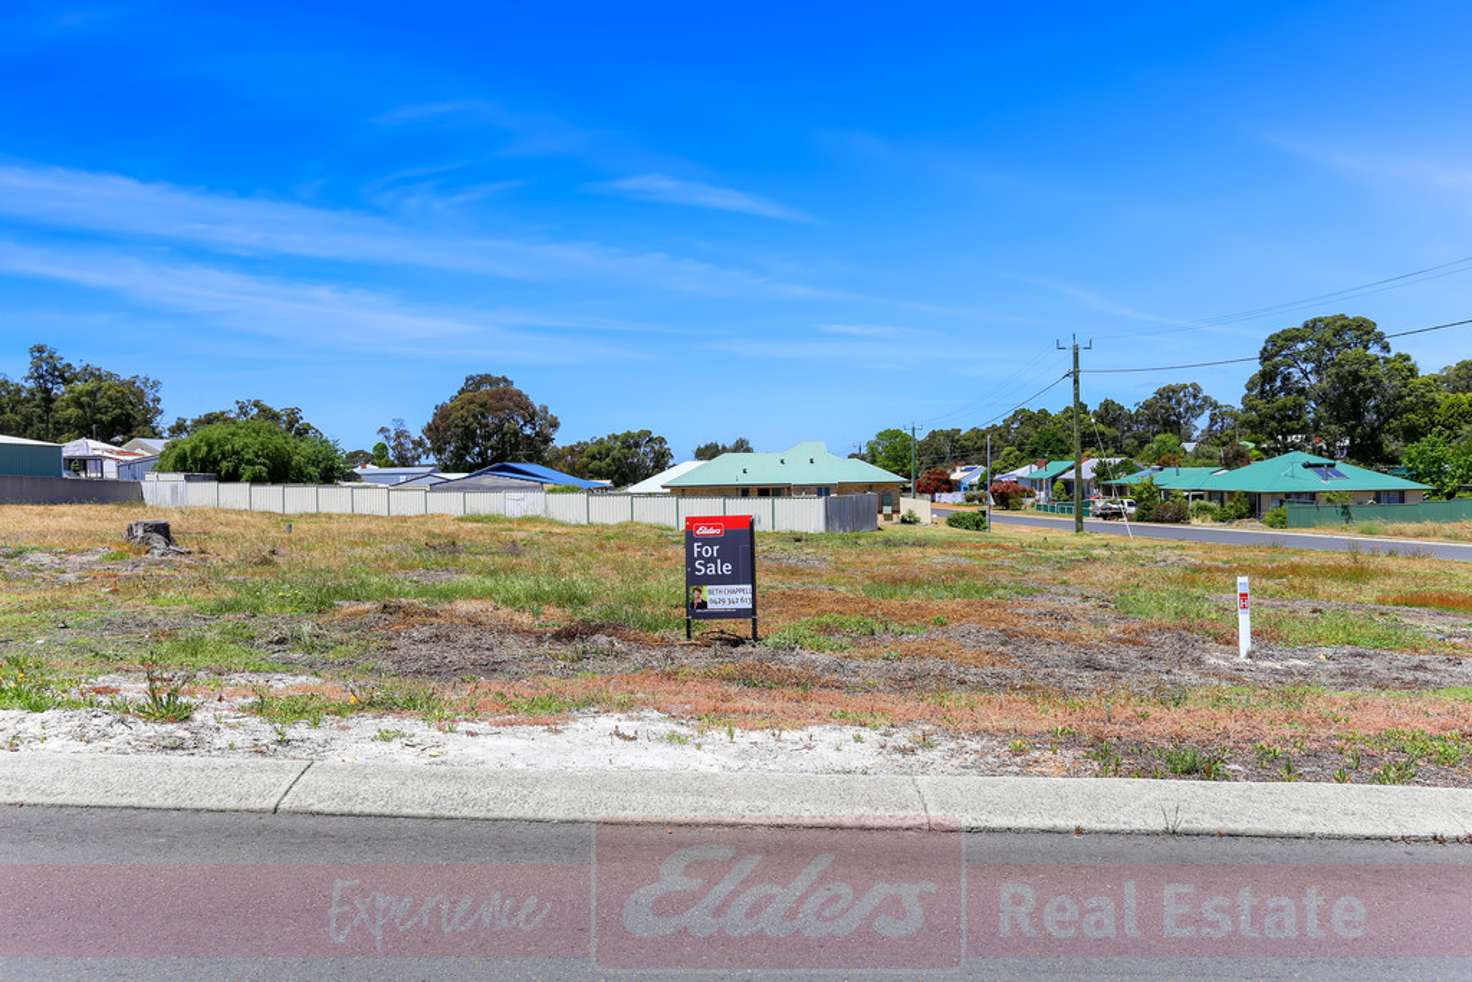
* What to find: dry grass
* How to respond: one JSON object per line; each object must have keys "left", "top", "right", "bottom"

{"left": 5, "top": 504, "right": 1472, "bottom": 751}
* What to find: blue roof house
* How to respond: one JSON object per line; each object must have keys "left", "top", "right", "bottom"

{"left": 464, "top": 462, "right": 608, "bottom": 490}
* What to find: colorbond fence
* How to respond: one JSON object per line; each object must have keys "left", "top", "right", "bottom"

{"left": 140, "top": 478, "right": 877, "bottom": 533}
{"left": 1285, "top": 498, "right": 1472, "bottom": 528}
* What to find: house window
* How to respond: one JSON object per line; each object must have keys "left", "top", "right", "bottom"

{"left": 1375, "top": 491, "right": 1405, "bottom": 505}
{"left": 1285, "top": 492, "right": 1316, "bottom": 504}
{"left": 757, "top": 488, "right": 770, "bottom": 497}
{"left": 740, "top": 488, "right": 750, "bottom": 497}
{"left": 817, "top": 487, "right": 831, "bottom": 497}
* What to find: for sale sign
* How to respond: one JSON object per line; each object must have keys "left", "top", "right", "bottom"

{"left": 684, "top": 514, "right": 757, "bottom": 639}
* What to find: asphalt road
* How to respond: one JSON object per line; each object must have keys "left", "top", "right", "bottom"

{"left": 4, "top": 805, "right": 1470, "bottom": 979}
{"left": 941, "top": 508, "right": 1472, "bottom": 561}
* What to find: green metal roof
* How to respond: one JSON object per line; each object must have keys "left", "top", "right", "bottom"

{"left": 1113, "top": 452, "right": 1428, "bottom": 494}
{"left": 663, "top": 441, "right": 906, "bottom": 488}
{"left": 1197, "top": 452, "right": 1428, "bottom": 494}
{"left": 1020, "top": 460, "right": 1077, "bottom": 482}
{"left": 1115, "top": 466, "right": 1223, "bottom": 489}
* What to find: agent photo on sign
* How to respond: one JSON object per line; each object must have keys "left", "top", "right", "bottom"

{"left": 689, "top": 585, "right": 708, "bottom": 610}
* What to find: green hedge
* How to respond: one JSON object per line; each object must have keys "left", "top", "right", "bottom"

{"left": 946, "top": 511, "right": 989, "bottom": 532}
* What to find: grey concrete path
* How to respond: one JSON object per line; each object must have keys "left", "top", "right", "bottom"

{"left": 971, "top": 509, "right": 1472, "bottom": 560}
{"left": 4, "top": 752, "right": 1471, "bottom": 839}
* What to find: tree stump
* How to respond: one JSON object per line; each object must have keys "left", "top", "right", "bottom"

{"left": 125, "top": 520, "right": 190, "bottom": 556}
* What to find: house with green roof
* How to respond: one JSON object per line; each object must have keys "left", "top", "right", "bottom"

{"left": 1108, "top": 452, "right": 1428, "bottom": 518}
{"left": 1105, "top": 465, "right": 1224, "bottom": 496}
{"left": 1013, "top": 457, "right": 1126, "bottom": 502}
{"left": 662, "top": 442, "right": 907, "bottom": 511}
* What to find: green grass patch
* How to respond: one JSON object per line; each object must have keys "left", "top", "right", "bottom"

{"left": 763, "top": 613, "right": 921, "bottom": 652}
{"left": 150, "top": 633, "right": 294, "bottom": 673}
{"left": 858, "top": 578, "right": 1036, "bottom": 601}
{"left": 0, "top": 655, "right": 89, "bottom": 712}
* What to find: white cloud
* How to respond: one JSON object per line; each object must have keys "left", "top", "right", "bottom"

{"left": 0, "top": 240, "right": 642, "bottom": 362}
{"left": 1266, "top": 137, "right": 1472, "bottom": 190}
{"left": 0, "top": 161, "right": 830, "bottom": 298}
{"left": 588, "top": 173, "right": 813, "bottom": 223}
{"left": 817, "top": 323, "right": 911, "bottom": 338}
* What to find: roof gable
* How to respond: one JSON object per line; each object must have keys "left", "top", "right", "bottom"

{"left": 663, "top": 442, "right": 906, "bottom": 488}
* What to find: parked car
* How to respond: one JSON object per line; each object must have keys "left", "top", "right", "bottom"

{"left": 1095, "top": 497, "right": 1136, "bottom": 520}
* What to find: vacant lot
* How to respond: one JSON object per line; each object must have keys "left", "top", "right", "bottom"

{"left": 3, "top": 503, "right": 1472, "bottom": 786}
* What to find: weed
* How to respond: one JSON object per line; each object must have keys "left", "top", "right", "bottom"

{"left": 1254, "top": 742, "right": 1283, "bottom": 766}
{"left": 1009, "top": 738, "right": 1029, "bottom": 755}
{"left": 1160, "top": 745, "right": 1229, "bottom": 781}
{"left": 0, "top": 656, "right": 77, "bottom": 712}
{"left": 373, "top": 728, "right": 407, "bottom": 742}
{"left": 1089, "top": 740, "right": 1123, "bottom": 777}
{"left": 129, "top": 663, "right": 196, "bottom": 722}
{"left": 1371, "top": 761, "right": 1417, "bottom": 786}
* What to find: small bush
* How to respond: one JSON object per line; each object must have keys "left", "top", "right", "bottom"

{"left": 963, "top": 489, "right": 984, "bottom": 504}
{"left": 1152, "top": 496, "right": 1189, "bottom": 523}
{"left": 1263, "top": 506, "right": 1288, "bottom": 529}
{"left": 544, "top": 484, "right": 583, "bottom": 494}
{"left": 899, "top": 509, "right": 920, "bottom": 525}
{"left": 1189, "top": 501, "right": 1221, "bottom": 522}
{"left": 1222, "top": 491, "right": 1253, "bottom": 521}
{"left": 946, "top": 511, "right": 989, "bottom": 531}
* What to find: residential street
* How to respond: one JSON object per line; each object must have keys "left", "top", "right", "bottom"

{"left": 3, "top": 805, "right": 1471, "bottom": 979}
{"left": 954, "top": 509, "right": 1472, "bottom": 562}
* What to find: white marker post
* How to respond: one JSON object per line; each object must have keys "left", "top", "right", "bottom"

{"left": 1236, "top": 575, "right": 1251, "bottom": 660}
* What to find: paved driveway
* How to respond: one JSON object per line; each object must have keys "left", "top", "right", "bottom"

{"left": 935, "top": 507, "right": 1472, "bottom": 562}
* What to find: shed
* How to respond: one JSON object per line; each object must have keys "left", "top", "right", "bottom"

{"left": 0, "top": 434, "right": 63, "bottom": 477}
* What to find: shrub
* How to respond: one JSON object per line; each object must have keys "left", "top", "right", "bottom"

{"left": 159, "top": 419, "right": 349, "bottom": 483}
{"left": 988, "top": 480, "right": 1031, "bottom": 510}
{"left": 1262, "top": 506, "right": 1288, "bottom": 529}
{"left": 1189, "top": 500, "right": 1221, "bottom": 522}
{"left": 899, "top": 509, "right": 920, "bottom": 525}
{"left": 963, "top": 489, "right": 985, "bottom": 503}
{"left": 1133, "top": 476, "right": 1162, "bottom": 521}
{"left": 946, "top": 511, "right": 989, "bottom": 531}
{"left": 545, "top": 484, "right": 583, "bottom": 494}
{"left": 915, "top": 467, "right": 954, "bottom": 496}
{"left": 1222, "top": 491, "right": 1252, "bottom": 521}
{"left": 1051, "top": 480, "right": 1067, "bottom": 501}
{"left": 1153, "top": 497, "right": 1189, "bottom": 523}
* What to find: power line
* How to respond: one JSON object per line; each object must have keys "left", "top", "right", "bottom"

{"left": 1097, "top": 255, "right": 1472, "bottom": 342}
{"left": 1083, "top": 316, "right": 1472, "bottom": 376}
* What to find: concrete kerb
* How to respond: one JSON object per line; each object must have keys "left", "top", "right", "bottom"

{"left": 3, "top": 753, "right": 1471, "bottom": 839}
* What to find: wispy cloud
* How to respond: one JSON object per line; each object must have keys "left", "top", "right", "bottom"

{"left": 1266, "top": 136, "right": 1472, "bottom": 190}
{"left": 1005, "top": 273, "right": 1187, "bottom": 327}
{"left": 0, "top": 240, "right": 642, "bottom": 362}
{"left": 588, "top": 173, "right": 813, "bottom": 223}
{"left": 0, "top": 162, "right": 831, "bottom": 298}
{"left": 817, "top": 323, "right": 912, "bottom": 338}
{"left": 374, "top": 99, "right": 600, "bottom": 158}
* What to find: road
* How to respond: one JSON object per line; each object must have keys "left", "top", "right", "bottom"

{"left": 938, "top": 507, "right": 1472, "bottom": 561}
{"left": 4, "top": 804, "right": 1470, "bottom": 979}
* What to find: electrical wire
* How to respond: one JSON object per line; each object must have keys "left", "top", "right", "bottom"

{"left": 1096, "top": 256, "right": 1472, "bottom": 342}
{"left": 1083, "top": 316, "right": 1472, "bottom": 375}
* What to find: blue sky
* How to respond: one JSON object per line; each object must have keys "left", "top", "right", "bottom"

{"left": 1, "top": 2, "right": 1470, "bottom": 459}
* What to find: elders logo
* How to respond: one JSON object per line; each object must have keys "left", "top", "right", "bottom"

{"left": 594, "top": 825, "right": 962, "bottom": 970}
{"left": 692, "top": 524, "right": 725, "bottom": 537}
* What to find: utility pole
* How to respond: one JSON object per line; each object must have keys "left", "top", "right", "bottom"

{"left": 985, "top": 433, "right": 992, "bottom": 506}
{"left": 1057, "top": 335, "right": 1093, "bottom": 534}
{"left": 909, "top": 423, "right": 918, "bottom": 496}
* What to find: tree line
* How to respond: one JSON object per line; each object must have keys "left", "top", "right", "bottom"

{"left": 0, "top": 349, "right": 707, "bottom": 487}
{"left": 860, "top": 315, "right": 1472, "bottom": 499}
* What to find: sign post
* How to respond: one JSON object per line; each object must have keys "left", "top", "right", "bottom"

{"left": 684, "top": 515, "right": 757, "bottom": 642}
{"left": 1237, "top": 575, "right": 1251, "bottom": 660}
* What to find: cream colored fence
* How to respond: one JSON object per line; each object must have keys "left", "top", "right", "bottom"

{"left": 141, "top": 477, "right": 876, "bottom": 532}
